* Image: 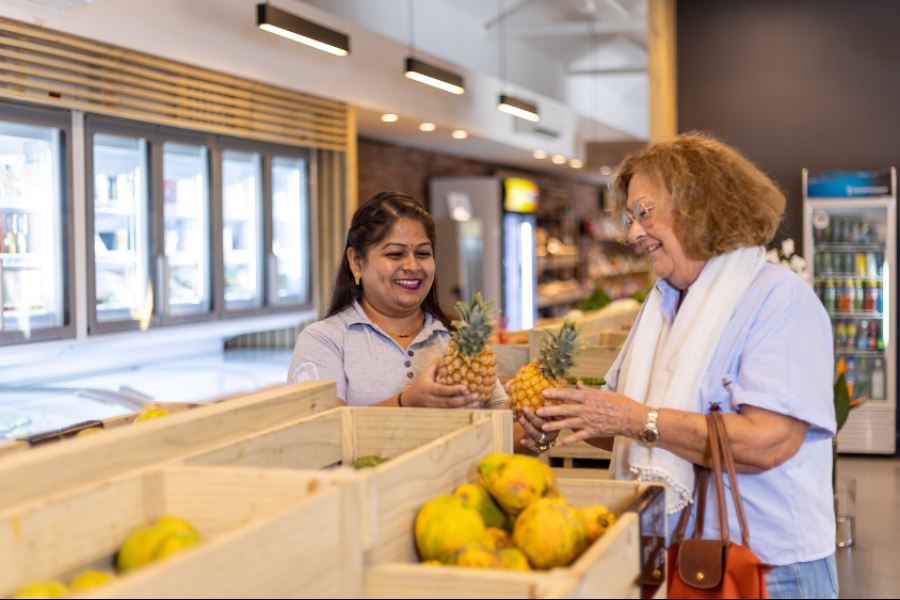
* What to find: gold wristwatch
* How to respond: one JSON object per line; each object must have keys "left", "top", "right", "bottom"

{"left": 641, "top": 407, "right": 661, "bottom": 446}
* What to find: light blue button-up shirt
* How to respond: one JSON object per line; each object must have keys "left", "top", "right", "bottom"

{"left": 605, "top": 263, "right": 837, "bottom": 566}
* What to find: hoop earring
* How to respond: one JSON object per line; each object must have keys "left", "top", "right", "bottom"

{"left": 354, "top": 272, "right": 361, "bottom": 286}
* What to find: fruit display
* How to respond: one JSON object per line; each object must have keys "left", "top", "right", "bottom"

{"left": 414, "top": 454, "right": 614, "bottom": 572}
{"left": 10, "top": 570, "right": 117, "bottom": 599}
{"left": 134, "top": 409, "right": 170, "bottom": 423}
{"left": 118, "top": 516, "right": 201, "bottom": 572}
{"left": 437, "top": 293, "right": 500, "bottom": 405}
{"left": 352, "top": 455, "right": 385, "bottom": 469}
{"left": 508, "top": 320, "right": 584, "bottom": 419}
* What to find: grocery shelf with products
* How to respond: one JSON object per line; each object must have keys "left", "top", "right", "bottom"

{"left": 804, "top": 168, "right": 897, "bottom": 454}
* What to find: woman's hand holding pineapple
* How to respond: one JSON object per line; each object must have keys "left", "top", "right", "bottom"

{"left": 504, "top": 379, "right": 560, "bottom": 451}
{"left": 537, "top": 384, "right": 649, "bottom": 446}
{"left": 403, "top": 358, "right": 483, "bottom": 409}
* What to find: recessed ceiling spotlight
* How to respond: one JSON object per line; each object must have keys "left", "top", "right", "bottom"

{"left": 551, "top": 155, "right": 567, "bottom": 165}
{"left": 381, "top": 114, "right": 399, "bottom": 123}
{"left": 257, "top": 4, "right": 350, "bottom": 56}
{"left": 419, "top": 122, "right": 436, "bottom": 132}
{"left": 533, "top": 150, "right": 548, "bottom": 160}
{"left": 451, "top": 130, "right": 468, "bottom": 139}
{"left": 570, "top": 159, "right": 584, "bottom": 169}
{"left": 600, "top": 166, "right": 613, "bottom": 176}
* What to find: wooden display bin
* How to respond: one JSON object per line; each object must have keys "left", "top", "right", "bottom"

{"left": 0, "top": 381, "right": 336, "bottom": 513}
{"left": 0, "top": 401, "right": 214, "bottom": 461}
{"left": 0, "top": 465, "right": 362, "bottom": 599}
{"left": 340, "top": 415, "right": 662, "bottom": 599}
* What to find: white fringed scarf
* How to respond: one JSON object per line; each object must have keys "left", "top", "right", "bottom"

{"left": 610, "top": 246, "right": 766, "bottom": 514}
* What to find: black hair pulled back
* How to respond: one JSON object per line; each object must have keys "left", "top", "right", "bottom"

{"left": 326, "top": 191, "right": 454, "bottom": 330}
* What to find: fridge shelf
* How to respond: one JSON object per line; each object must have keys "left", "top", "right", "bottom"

{"left": 95, "top": 251, "right": 138, "bottom": 265}
{"left": 94, "top": 203, "right": 137, "bottom": 216}
{"left": 829, "top": 312, "right": 884, "bottom": 319}
{"left": 815, "top": 243, "right": 886, "bottom": 252}
{"left": 0, "top": 253, "right": 44, "bottom": 268}
{"left": 816, "top": 274, "right": 883, "bottom": 281}
{"left": 0, "top": 197, "right": 41, "bottom": 211}
{"left": 835, "top": 349, "right": 885, "bottom": 357}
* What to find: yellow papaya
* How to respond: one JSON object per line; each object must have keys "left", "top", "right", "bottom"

{"left": 513, "top": 498, "right": 590, "bottom": 570}
{"left": 581, "top": 505, "right": 616, "bottom": 542}
{"left": 454, "top": 483, "right": 510, "bottom": 530}
{"left": 478, "top": 453, "right": 559, "bottom": 518}
{"left": 414, "top": 496, "right": 485, "bottom": 563}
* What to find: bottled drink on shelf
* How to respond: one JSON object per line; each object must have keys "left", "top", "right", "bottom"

{"left": 820, "top": 251, "right": 832, "bottom": 275}
{"left": 824, "top": 278, "right": 836, "bottom": 313}
{"left": 833, "top": 219, "right": 844, "bottom": 243}
{"left": 854, "top": 280, "right": 864, "bottom": 312}
{"left": 824, "top": 219, "right": 833, "bottom": 243}
{"left": 869, "top": 281, "right": 880, "bottom": 314}
{"left": 842, "top": 279, "right": 854, "bottom": 312}
{"left": 855, "top": 253, "right": 867, "bottom": 277}
{"left": 866, "top": 252, "right": 878, "bottom": 278}
{"left": 857, "top": 320, "right": 868, "bottom": 349}
{"left": 814, "top": 280, "right": 823, "bottom": 303}
{"left": 876, "top": 321, "right": 884, "bottom": 351}
{"left": 857, "top": 356, "right": 870, "bottom": 399}
{"left": 871, "top": 358, "right": 886, "bottom": 400}
{"left": 835, "top": 321, "right": 847, "bottom": 349}
{"left": 851, "top": 221, "right": 862, "bottom": 243}
{"left": 842, "top": 220, "right": 853, "bottom": 243}
{"left": 846, "top": 321, "right": 857, "bottom": 349}
{"left": 868, "top": 320, "right": 878, "bottom": 349}
{"left": 862, "top": 281, "right": 873, "bottom": 312}
{"left": 876, "top": 254, "right": 884, "bottom": 276}
{"left": 846, "top": 357, "right": 857, "bottom": 397}
{"left": 877, "top": 281, "right": 883, "bottom": 314}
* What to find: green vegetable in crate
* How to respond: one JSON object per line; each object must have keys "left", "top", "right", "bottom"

{"left": 578, "top": 287, "right": 611, "bottom": 312}
{"left": 352, "top": 455, "right": 386, "bottom": 469}
{"left": 568, "top": 377, "right": 606, "bottom": 387}
{"left": 10, "top": 581, "right": 67, "bottom": 599}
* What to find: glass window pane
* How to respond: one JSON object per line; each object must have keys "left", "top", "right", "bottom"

{"left": 0, "top": 122, "right": 64, "bottom": 337}
{"left": 163, "top": 142, "right": 210, "bottom": 317}
{"left": 271, "top": 157, "right": 309, "bottom": 306}
{"left": 93, "top": 133, "right": 150, "bottom": 325}
{"left": 223, "top": 150, "right": 263, "bottom": 311}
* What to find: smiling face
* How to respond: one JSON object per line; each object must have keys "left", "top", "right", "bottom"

{"left": 348, "top": 218, "right": 435, "bottom": 317}
{"left": 627, "top": 170, "right": 708, "bottom": 290}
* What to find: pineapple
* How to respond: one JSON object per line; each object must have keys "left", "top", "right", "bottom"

{"left": 437, "top": 293, "right": 500, "bottom": 405}
{"left": 508, "top": 320, "right": 584, "bottom": 419}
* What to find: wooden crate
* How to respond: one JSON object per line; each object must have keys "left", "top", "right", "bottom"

{"left": 0, "top": 401, "right": 215, "bottom": 461}
{"left": 0, "top": 381, "right": 336, "bottom": 512}
{"left": 363, "top": 464, "right": 661, "bottom": 599}
{"left": 0, "top": 465, "right": 362, "bottom": 599}
{"left": 177, "top": 407, "right": 514, "bottom": 550}
{"left": 492, "top": 344, "right": 531, "bottom": 378}
{"left": 549, "top": 430, "right": 613, "bottom": 468}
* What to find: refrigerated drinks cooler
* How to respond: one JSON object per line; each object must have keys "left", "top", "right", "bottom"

{"left": 804, "top": 168, "right": 897, "bottom": 454}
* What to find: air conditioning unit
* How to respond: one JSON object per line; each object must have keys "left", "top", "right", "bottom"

{"left": 28, "top": 0, "right": 95, "bottom": 8}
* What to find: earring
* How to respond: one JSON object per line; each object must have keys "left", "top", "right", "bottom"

{"left": 354, "top": 272, "right": 361, "bottom": 286}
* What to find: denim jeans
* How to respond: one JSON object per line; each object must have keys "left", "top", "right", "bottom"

{"left": 766, "top": 554, "right": 838, "bottom": 599}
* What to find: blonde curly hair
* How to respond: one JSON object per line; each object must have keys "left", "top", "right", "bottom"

{"left": 609, "top": 133, "right": 785, "bottom": 260}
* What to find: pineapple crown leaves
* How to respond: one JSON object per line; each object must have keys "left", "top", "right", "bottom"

{"left": 450, "top": 293, "right": 500, "bottom": 357}
{"left": 536, "top": 319, "right": 585, "bottom": 380}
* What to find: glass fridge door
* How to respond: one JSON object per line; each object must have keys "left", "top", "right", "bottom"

{"left": 270, "top": 156, "right": 310, "bottom": 307}
{"left": 0, "top": 120, "right": 66, "bottom": 342}
{"left": 91, "top": 133, "right": 151, "bottom": 329}
{"left": 222, "top": 150, "right": 263, "bottom": 312}
{"left": 502, "top": 212, "right": 537, "bottom": 331}
{"left": 162, "top": 142, "right": 211, "bottom": 318}
{"left": 809, "top": 204, "right": 891, "bottom": 402}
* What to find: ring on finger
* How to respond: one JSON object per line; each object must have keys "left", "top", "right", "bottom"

{"left": 540, "top": 433, "right": 546, "bottom": 444}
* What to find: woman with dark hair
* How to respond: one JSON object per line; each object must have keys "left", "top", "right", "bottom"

{"left": 288, "top": 191, "right": 553, "bottom": 452}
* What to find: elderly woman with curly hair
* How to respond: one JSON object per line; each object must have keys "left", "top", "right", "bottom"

{"left": 533, "top": 134, "right": 837, "bottom": 599}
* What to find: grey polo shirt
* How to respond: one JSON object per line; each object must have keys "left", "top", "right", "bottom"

{"left": 288, "top": 302, "right": 507, "bottom": 407}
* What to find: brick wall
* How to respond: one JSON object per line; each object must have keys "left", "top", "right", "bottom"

{"left": 357, "top": 137, "right": 604, "bottom": 217}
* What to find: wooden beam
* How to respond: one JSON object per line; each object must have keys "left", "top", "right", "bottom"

{"left": 648, "top": 0, "right": 678, "bottom": 143}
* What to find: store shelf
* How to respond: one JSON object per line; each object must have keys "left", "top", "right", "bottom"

{"left": 816, "top": 243, "right": 886, "bottom": 252}
{"left": 537, "top": 287, "right": 589, "bottom": 308}
{"left": 818, "top": 274, "right": 883, "bottom": 281}
{"left": 835, "top": 349, "right": 885, "bottom": 357}
{"left": 0, "top": 253, "right": 44, "bottom": 268}
{"left": 537, "top": 254, "right": 579, "bottom": 270}
{"left": 594, "top": 263, "right": 652, "bottom": 277}
{"left": 829, "top": 312, "right": 884, "bottom": 319}
{"left": 94, "top": 203, "right": 137, "bottom": 216}
{"left": 95, "top": 251, "right": 138, "bottom": 265}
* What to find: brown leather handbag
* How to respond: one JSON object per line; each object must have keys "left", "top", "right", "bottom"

{"left": 666, "top": 408, "right": 772, "bottom": 599}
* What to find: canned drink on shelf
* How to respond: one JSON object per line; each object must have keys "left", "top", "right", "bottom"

{"left": 866, "top": 252, "right": 878, "bottom": 278}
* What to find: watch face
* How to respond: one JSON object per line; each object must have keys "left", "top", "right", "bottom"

{"left": 642, "top": 429, "right": 659, "bottom": 444}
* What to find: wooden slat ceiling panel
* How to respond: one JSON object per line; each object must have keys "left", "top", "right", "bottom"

{"left": 0, "top": 17, "right": 347, "bottom": 152}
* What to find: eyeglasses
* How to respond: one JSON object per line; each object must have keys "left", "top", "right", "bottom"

{"left": 604, "top": 200, "right": 669, "bottom": 243}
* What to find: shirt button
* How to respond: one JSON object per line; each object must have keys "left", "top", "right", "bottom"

{"left": 408, "top": 350, "right": 414, "bottom": 357}
{"left": 405, "top": 361, "right": 412, "bottom": 367}
{"left": 407, "top": 372, "right": 415, "bottom": 379}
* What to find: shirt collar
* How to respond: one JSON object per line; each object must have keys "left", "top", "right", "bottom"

{"left": 654, "top": 278, "right": 681, "bottom": 327}
{"left": 342, "top": 301, "right": 448, "bottom": 340}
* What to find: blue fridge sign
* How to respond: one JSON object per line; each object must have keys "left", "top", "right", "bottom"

{"left": 807, "top": 169, "right": 893, "bottom": 198}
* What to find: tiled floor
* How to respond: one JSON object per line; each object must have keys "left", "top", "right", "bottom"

{"left": 836, "top": 455, "right": 900, "bottom": 599}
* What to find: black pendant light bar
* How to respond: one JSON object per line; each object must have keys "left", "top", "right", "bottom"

{"left": 404, "top": 58, "right": 465, "bottom": 95}
{"left": 257, "top": 4, "right": 350, "bottom": 56}
{"left": 498, "top": 94, "right": 540, "bottom": 122}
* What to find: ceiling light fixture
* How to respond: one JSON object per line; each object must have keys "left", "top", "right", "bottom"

{"left": 551, "top": 155, "right": 567, "bottom": 165}
{"left": 496, "top": 0, "right": 540, "bottom": 122}
{"left": 570, "top": 159, "right": 584, "bottom": 169}
{"left": 381, "top": 114, "right": 399, "bottom": 123}
{"left": 404, "top": 1, "right": 464, "bottom": 94}
{"left": 498, "top": 94, "right": 540, "bottom": 122}
{"left": 405, "top": 58, "right": 465, "bottom": 95}
{"left": 419, "top": 122, "right": 436, "bottom": 132}
{"left": 451, "top": 130, "right": 468, "bottom": 139}
{"left": 533, "top": 150, "right": 548, "bottom": 160}
{"left": 257, "top": 4, "right": 350, "bottom": 56}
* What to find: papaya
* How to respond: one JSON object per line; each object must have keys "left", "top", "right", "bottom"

{"left": 478, "top": 453, "right": 558, "bottom": 518}
{"left": 449, "top": 544, "right": 507, "bottom": 569}
{"left": 69, "top": 571, "right": 116, "bottom": 591}
{"left": 499, "top": 548, "right": 532, "bottom": 572}
{"left": 10, "top": 581, "right": 67, "bottom": 599}
{"left": 513, "top": 498, "right": 590, "bottom": 570}
{"left": 581, "top": 505, "right": 616, "bottom": 542}
{"left": 481, "top": 527, "right": 514, "bottom": 551}
{"left": 454, "top": 483, "right": 509, "bottom": 530}
{"left": 414, "top": 496, "right": 485, "bottom": 563}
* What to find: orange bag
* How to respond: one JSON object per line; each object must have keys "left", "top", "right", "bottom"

{"left": 666, "top": 409, "right": 772, "bottom": 599}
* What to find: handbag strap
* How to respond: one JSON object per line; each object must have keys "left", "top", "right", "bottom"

{"left": 674, "top": 465, "right": 707, "bottom": 543}
{"left": 706, "top": 411, "right": 731, "bottom": 547}
{"left": 711, "top": 408, "right": 751, "bottom": 546}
